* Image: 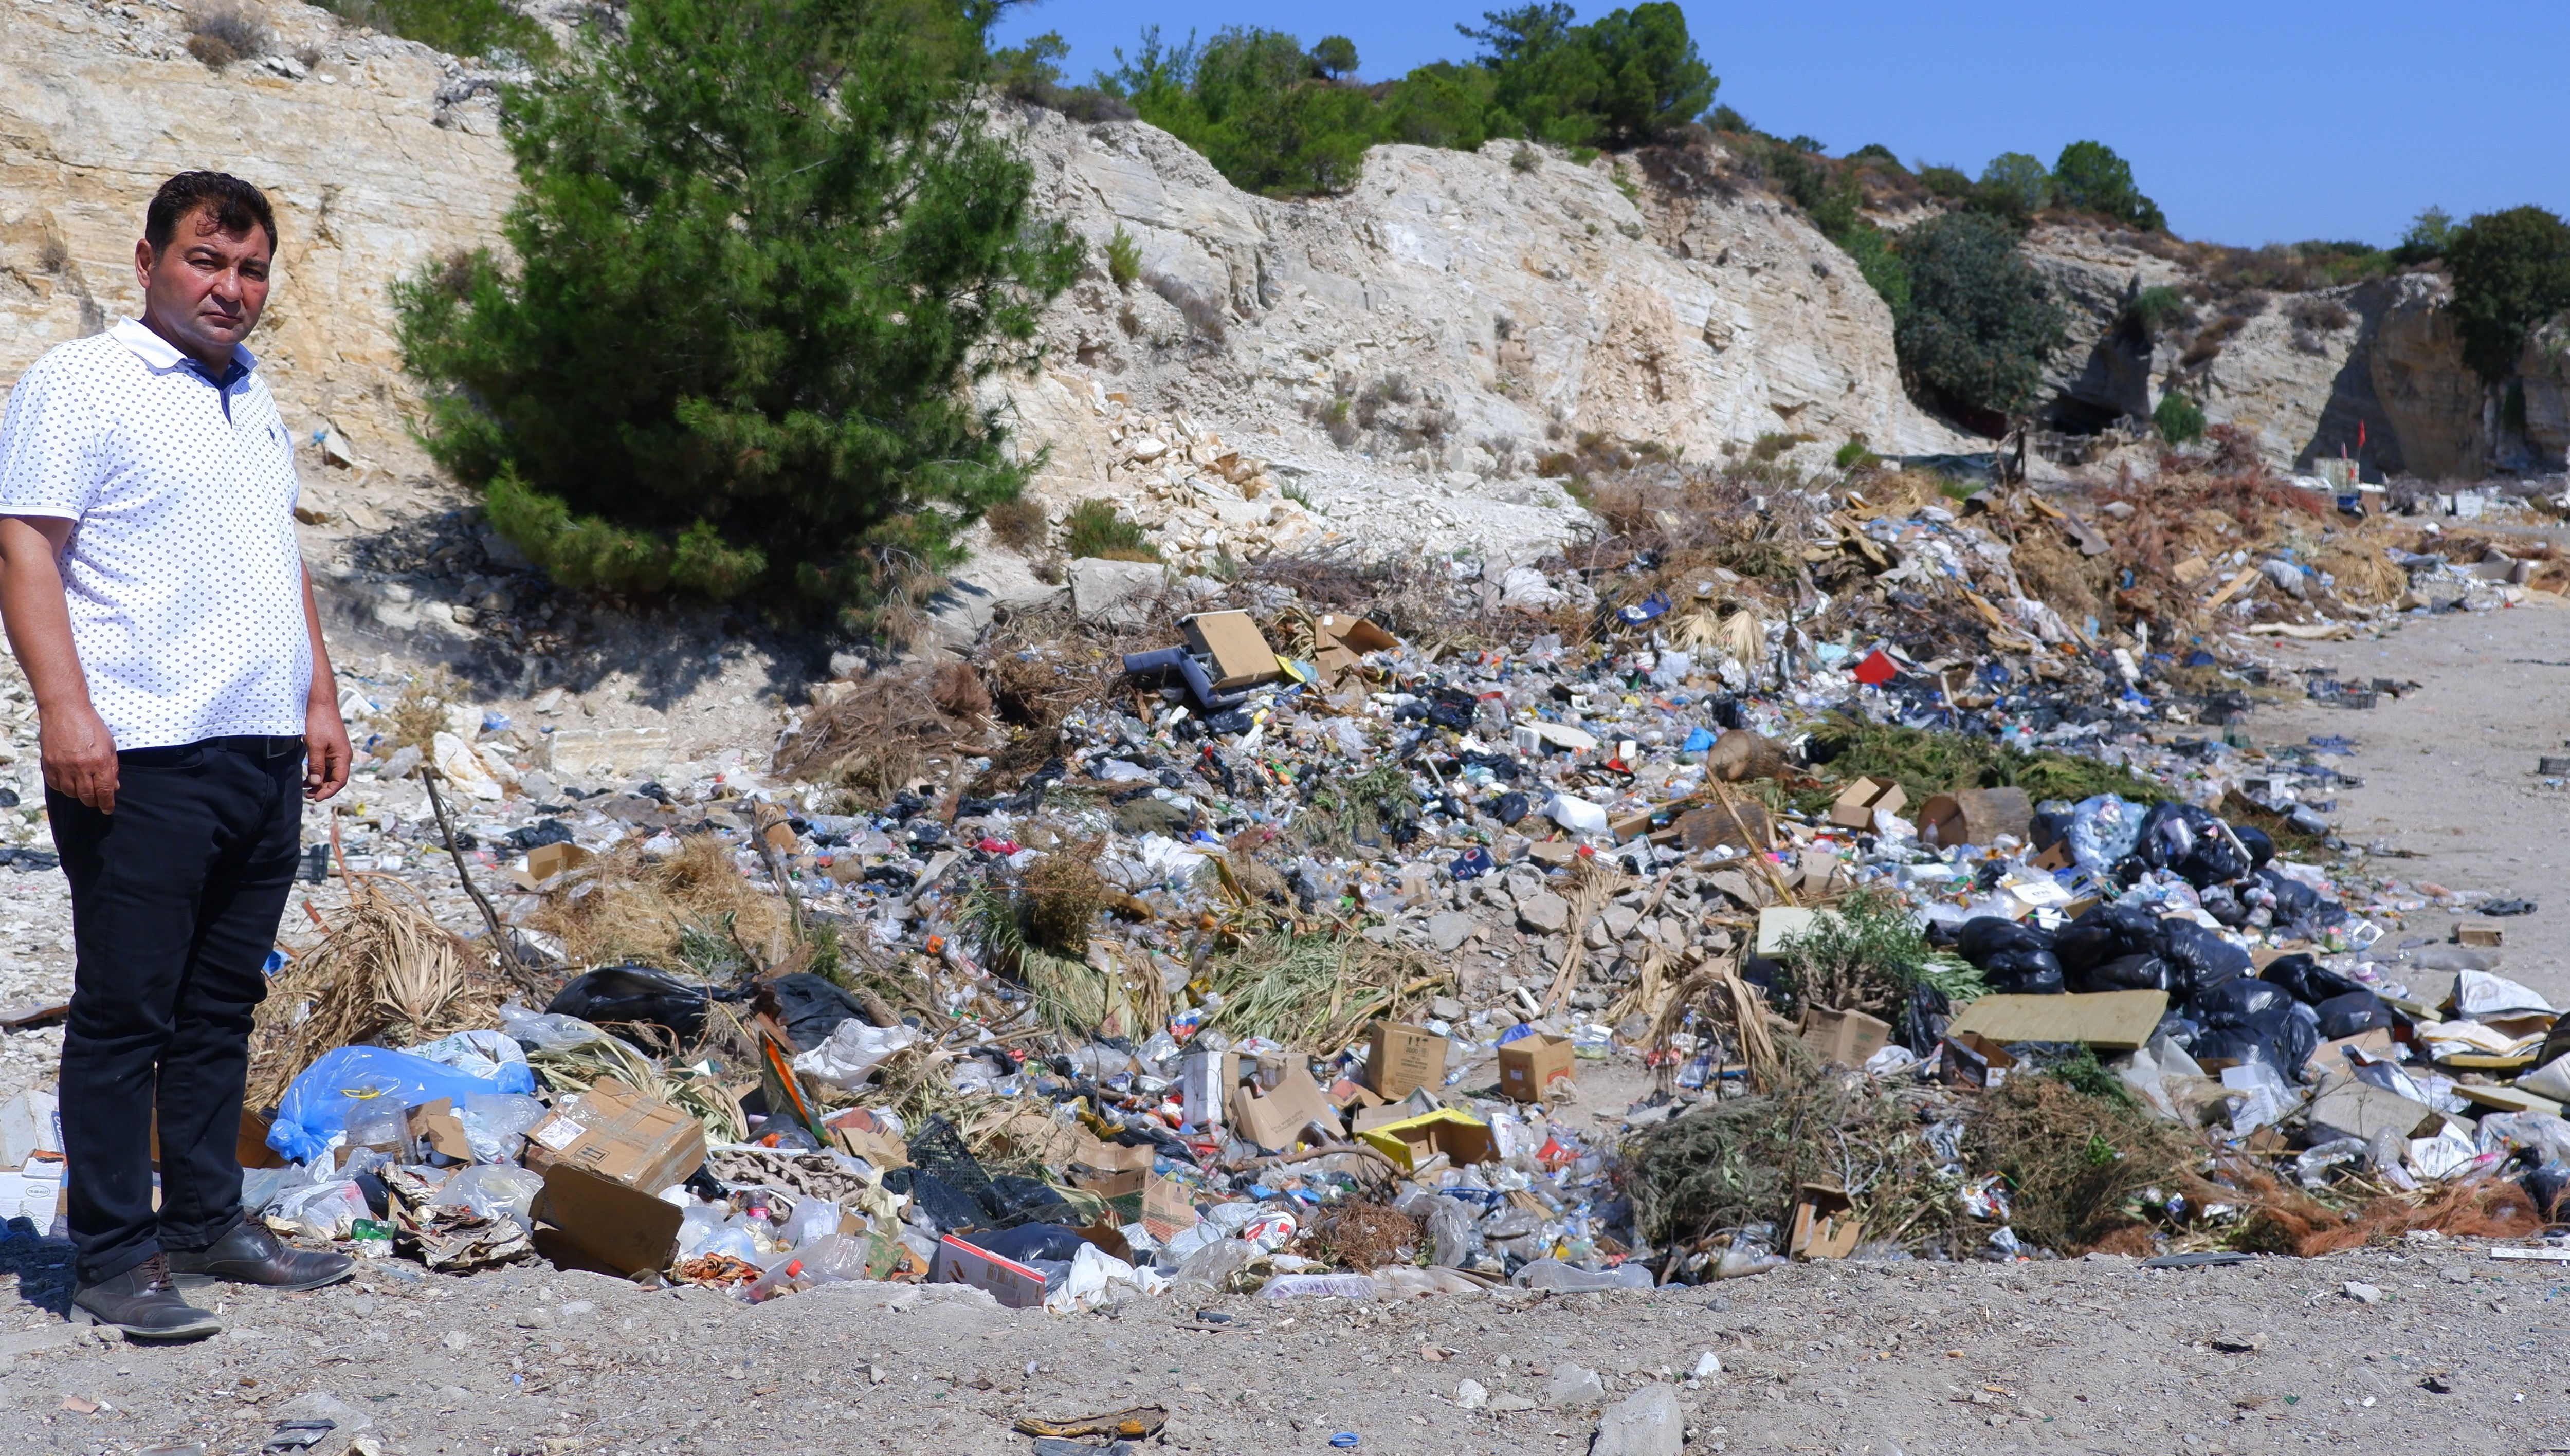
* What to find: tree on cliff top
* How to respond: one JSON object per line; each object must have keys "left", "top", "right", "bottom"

{"left": 393, "top": 0, "right": 1081, "bottom": 623}
{"left": 2443, "top": 206, "right": 2570, "bottom": 384}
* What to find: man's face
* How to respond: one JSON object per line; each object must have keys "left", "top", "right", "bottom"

{"left": 131, "top": 206, "right": 272, "bottom": 366}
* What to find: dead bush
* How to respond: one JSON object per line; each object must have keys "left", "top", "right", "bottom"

{"left": 1019, "top": 839, "right": 1108, "bottom": 955}
{"left": 187, "top": 5, "right": 271, "bottom": 66}
{"left": 927, "top": 660, "right": 992, "bottom": 721}
{"left": 985, "top": 497, "right": 1047, "bottom": 554}
{"left": 773, "top": 662, "right": 981, "bottom": 792}
{"left": 531, "top": 834, "right": 794, "bottom": 976}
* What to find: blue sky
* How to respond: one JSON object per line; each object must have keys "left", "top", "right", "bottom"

{"left": 994, "top": 0, "right": 2570, "bottom": 249}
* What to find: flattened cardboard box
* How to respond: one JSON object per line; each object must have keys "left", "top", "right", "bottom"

{"left": 1944, "top": 990, "right": 2168, "bottom": 1052}
{"left": 1496, "top": 1033, "right": 1575, "bottom": 1102}
{"left": 1180, "top": 610, "right": 1285, "bottom": 691}
{"left": 1141, "top": 1173, "right": 1200, "bottom": 1243}
{"left": 1231, "top": 1064, "right": 1335, "bottom": 1150}
{"left": 532, "top": 1162, "right": 684, "bottom": 1278}
{"left": 1367, "top": 1022, "right": 1446, "bottom": 1099}
{"left": 524, "top": 1076, "right": 707, "bottom": 1192}
{"left": 1827, "top": 776, "right": 1907, "bottom": 831}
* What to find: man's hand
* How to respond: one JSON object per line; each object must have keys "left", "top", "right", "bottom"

{"left": 304, "top": 693, "right": 350, "bottom": 802}
{"left": 39, "top": 699, "right": 117, "bottom": 813}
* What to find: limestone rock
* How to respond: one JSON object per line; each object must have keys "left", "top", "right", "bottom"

{"left": 1068, "top": 557, "right": 1166, "bottom": 626}
{"left": 1517, "top": 892, "right": 1571, "bottom": 936}
{"left": 1591, "top": 1384, "right": 1684, "bottom": 1456}
{"left": 1546, "top": 1363, "right": 1605, "bottom": 1408}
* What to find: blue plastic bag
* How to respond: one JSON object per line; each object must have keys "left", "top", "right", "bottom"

{"left": 267, "top": 1045, "right": 530, "bottom": 1163}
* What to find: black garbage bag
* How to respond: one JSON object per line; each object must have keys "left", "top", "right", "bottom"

{"left": 545, "top": 965, "right": 714, "bottom": 1042}
{"left": 2198, "top": 1002, "right": 2321, "bottom": 1076}
{"left": 2190, "top": 1028, "right": 2288, "bottom": 1077}
{"left": 2161, "top": 919, "right": 2250, "bottom": 998}
{"left": 762, "top": 973, "right": 866, "bottom": 1050}
{"left": 962, "top": 1223, "right": 1091, "bottom": 1265}
{"left": 1954, "top": 916, "right": 2055, "bottom": 968}
{"left": 2315, "top": 990, "right": 2393, "bottom": 1040}
{"left": 2028, "top": 808, "right": 2073, "bottom": 854}
{"left": 2524, "top": 1162, "right": 2570, "bottom": 1221}
{"left": 1983, "top": 951, "right": 2065, "bottom": 995}
{"left": 2135, "top": 802, "right": 2252, "bottom": 889}
{"left": 1494, "top": 791, "right": 1532, "bottom": 827}
{"left": 978, "top": 1175, "right": 1086, "bottom": 1229}
{"left": 2071, "top": 952, "right": 2175, "bottom": 994}
{"left": 2230, "top": 824, "right": 2276, "bottom": 870}
{"left": 2151, "top": 1011, "right": 2202, "bottom": 1052}
{"left": 2190, "top": 976, "right": 2293, "bottom": 1024}
{"left": 2257, "top": 868, "right": 2320, "bottom": 921}
{"left": 2197, "top": 883, "right": 2248, "bottom": 928}
{"left": 888, "top": 1169, "right": 986, "bottom": 1233}
{"left": 2257, "top": 952, "right": 2365, "bottom": 1007}
{"left": 2055, "top": 903, "right": 2168, "bottom": 975}
{"left": 1897, "top": 982, "right": 1952, "bottom": 1058}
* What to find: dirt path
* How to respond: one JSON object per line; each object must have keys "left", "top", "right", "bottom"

{"left": 2250, "top": 600, "right": 2570, "bottom": 1003}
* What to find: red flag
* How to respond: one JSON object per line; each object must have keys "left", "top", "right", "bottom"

{"left": 2358, "top": 419, "right": 2367, "bottom": 450}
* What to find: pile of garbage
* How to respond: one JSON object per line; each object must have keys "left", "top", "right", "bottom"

{"left": 13, "top": 453, "right": 2570, "bottom": 1312}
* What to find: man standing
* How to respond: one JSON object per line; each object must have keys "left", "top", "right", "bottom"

{"left": 0, "top": 172, "right": 354, "bottom": 1338}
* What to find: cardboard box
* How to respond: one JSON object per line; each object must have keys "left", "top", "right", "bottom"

{"left": 236, "top": 1108, "right": 285, "bottom": 1171}
{"left": 1311, "top": 612, "right": 1399, "bottom": 688}
{"left": 524, "top": 1077, "right": 708, "bottom": 1192}
{"left": 2306, "top": 1081, "right": 2444, "bottom": 1147}
{"left": 1828, "top": 777, "right": 1908, "bottom": 830}
{"left": 826, "top": 1108, "right": 912, "bottom": 1170}
{"left": 1755, "top": 906, "right": 1832, "bottom": 956}
{"left": 1367, "top": 1022, "right": 1447, "bottom": 1100}
{"left": 1798, "top": 1006, "right": 1893, "bottom": 1070}
{"left": 1788, "top": 1184, "right": 1864, "bottom": 1260}
{"left": 1356, "top": 1108, "right": 1497, "bottom": 1172}
{"left": 1141, "top": 1173, "right": 1200, "bottom": 1243}
{"left": 1230, "top": 1063, "right": 1336, "bottom": 1150}
{"left": 1179, "top": 1047, "right": 1237, "bottom": 1128}
{"left": 1180, "top": 611, "right": 1285, "bottom": 691}
{"left": 1497, "top": 1033, "right": 1576, "bottom": 1103}
{"left": 1939, "top": 1031, "right": 2018, "bottom": 1089}
{"left": 1068, "top": 1165, "right": 1147, "bottom": 1202}
{"left": 2459, "top": 921, "right": 2505, "bottom": 948}
{"left": 1944, "top": 990, "right": 2170, "bottom": 1053}
{"left": 527, "top": 841, "right": 593, "bottom": 883}
{"left": 405, "top": 1099, "right": 473, "bottom": 1163}
{"left": 531, "top": 1163, "right": 684, "bottom": 1278}
{"left": 1915, "top": 787, "right": 2033, "bottom": 849}
{"left": 932, "top": 1233, "right": 1051, "bottom": 1310}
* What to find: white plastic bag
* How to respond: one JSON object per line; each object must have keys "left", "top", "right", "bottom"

{"left": 497, "top": 1002, "right": 608, "bottom": 1052}
{"left": 271, "top": 1177, "right": 370, "bottom": 1240}
{"left": 791, "top": 1021, "right": 918, "bottom": 1089}
{"left": 1046, "top": 1241, "right": 1167, "bottom": 1313}
{"left": 458, "top": 1093, "right": 549, "bottom": 1164}
{"left": 437, "top": 1164, "right": 545, "bottom": 1224}
{"left": 405, "top": 1028, "right": 533, "bottom": 1088}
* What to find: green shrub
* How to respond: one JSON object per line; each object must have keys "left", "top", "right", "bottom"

{"left": 1892, "top": 211, "right": 2068, "bottom": 421}
{"left": 1833, "top": 436, "right": 1878, "bottom": 469}
{"left": 393, "top": 0, "right": 1081, "bottom": 619}
{"left": 1105, "top": 225, "right": 1140, "bottom": 289}
{"left": 2050, "top": 140, "right": 2164, "bottom": 230}
{"left": 2154, "top": 390, "right": 2206, "bottom": 444}
{"left": 1973, "top": 151, "right": 2050, "bottom": 219}
{"left": 1059, "top": 499, "right": 1160, "bottom": 561}
{"left": 2127, "top": 283, "right": 2190, "bottom": 334}
{"left": 1310, "top": 34, "right": 1358, "bottom": 79}
{"left": 318, "top": 0, "right": 553, "bottom": 60}
{"left": 2394, "top": 205, "right": 2454, "bottom": 264}
{"left": 1916, "top": 163, "right": 1973, "bottom": 199}
{"left": 2443, "top": 205, "right": 2570, "bottom": 383}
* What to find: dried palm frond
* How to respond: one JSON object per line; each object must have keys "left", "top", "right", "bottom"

{"left": 248, "top": 876, "right": 497, "bottom": 1108}
{"left": 524, "top": 1025, "right": 748, "bottom": 1145}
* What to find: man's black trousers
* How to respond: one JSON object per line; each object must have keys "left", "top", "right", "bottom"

{"left": 48, "top": 735, "right": 301, "bottom": 1285}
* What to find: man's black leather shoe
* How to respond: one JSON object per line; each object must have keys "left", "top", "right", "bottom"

{"left": 70, "top": 1254, "right": 221, "bottom": 1340}
{"left": 166, "top": 1222, "right": 354, "bottom": 1291}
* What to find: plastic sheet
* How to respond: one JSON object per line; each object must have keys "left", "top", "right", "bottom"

{"left": 402, "top": 1029, "right": 536, "bottom": 1092}
{"left": 791, "top": 1020, "right": 918, "bottom": 1089}
{"left": 268, "top": 1046, "right": 531, "bottom": 1164}
{"left": 436, "top": 1164, "right": 544, "bottom": 1223}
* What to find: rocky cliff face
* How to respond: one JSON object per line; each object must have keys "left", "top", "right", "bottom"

{"left": 4, "top": 6, "right": 1963, "bottom": 570}
{"left": 991, "top": 111, "right": 1969, "bottom": 568}
{"left": 0, "top": 0, "right": 515, "bottom": 510}
{"left": 2014, "top": 224, "right": 2535, "bottom": 483}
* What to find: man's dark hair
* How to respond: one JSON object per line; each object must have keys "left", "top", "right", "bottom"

{"left": 145, "top": 171, "right": 277, "bottom": 257}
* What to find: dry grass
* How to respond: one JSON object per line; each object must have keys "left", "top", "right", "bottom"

{"left": 2229, "top": 1168, "right": 2543, "bottom": 1256}
{"left": 380, "top": 668, "right": 464, "bottom": 753}
{"left": 530, "top": 834, "right": 794, "bottom": 973}
{"left": 1298, "top": 1201, "right": 1423, "bottom": 1268}
{"left": 250, "top": 876, "right": 498, "bottom": 1108}
{"left": 1961, "top": 1075, "right": 2210, "bottom": 1255}
{"left": 1020, "top": 839, "right": 1109, "bottom": 955}
{"left": 773, "top": 661, "right": 987, "bottom": 792}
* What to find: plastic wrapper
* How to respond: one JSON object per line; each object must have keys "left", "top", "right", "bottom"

{"left": 497, "top": 1002, "right": 610, "bottom": 1053}
{"left": 790, "top": 1020, "right": 918, "bottom": 1090}
{"left": 401, "top": 1029, "right": 536, "bottom": 1093}
{"left": 1369, "top": 1264, "right": 1484, "bottom": 1298}
{"left": 2065, "top": 795, "right": 2146, "bottom": 874}
{"left": 1420, "top": 1197, "right": 1485, "bottom": 1269}
{"left": 763, "top": 973, "right": 869, "bottom": 1049}
{"left": 1047, "top": 1242, "right": 1167, "bottom": 1313}
{"left": 268, "top": 1046, "right": 532, "bottom": 1164}
{"left": 271, "top": 1176, "right": 370, "bottom": 1240}
{"left": 458, "top": 1093, "right": 548, "bottom": 1165}
{"left": 436, "top": 1164, "right": 545, "bottom": 1223}
{"left": 1169, "top": 1237, "right": 1258, "bottom": 1289}
{"left": 1258, "top": 1273, "right": 1379, "bottom": 1299}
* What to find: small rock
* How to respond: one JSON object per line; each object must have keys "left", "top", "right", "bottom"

{"left": 2440, "top": 1263, "right": 2473, "bottom": 1283}
{"left": 440, "top": 1330, "right": 474, "bottom": 1351}
{"left": 274, "top": 1392, "right": 371, "bottom": 1432}
{"left": 1069, "top": 557, "right": 1167, "bottom": 628}
{"left": 1591, "top": 1383, "right": 1684, "bottom": 1456}
{"left": 1430, "top": 993, "right": 1467, "bottom": 1021}
{"left": 2342, "top": 1282, "right": 2381, "bottom": 1304}
{"left": 514, "top": 1309, "right": 555, "bottom": 1329}
{"left": 1488, "top": 1393, "right": 1539, "bottom": 1412}
{"left": 1547, "top": 1363, "right": 1605, "bottom": 1407}
{"left": 1427, "top": 912, "right": 1479, "bottom": 953}
{"left": 1600, "top": 905, "right": 1641, "bottom": 940}
{"left": 1517, "top": 892, "right": 1571, "bottom": 935}
{"left": 1691, "top": 1352, "right": 1721, "bottom": 1378}
{"left": 557, "top": 1300, "right": 595, "bottom": 1319}
{"left": 1455, "top": 1379, "right": 1488, "bottom": 1410}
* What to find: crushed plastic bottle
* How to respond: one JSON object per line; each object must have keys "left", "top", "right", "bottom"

{"left": 1257, "top": 1273, "right": 1378, "bottom": 1299}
